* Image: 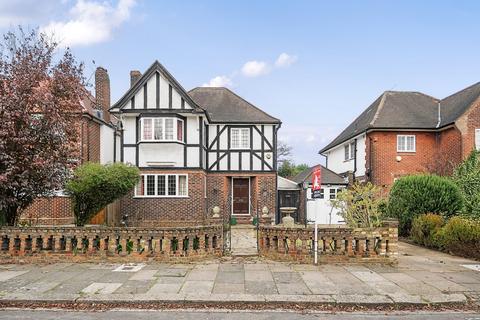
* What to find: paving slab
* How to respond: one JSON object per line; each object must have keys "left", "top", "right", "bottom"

{"left": 180, "top": 281, "right": 214, "bottom": 294}
{"left": 185, "top": 270, "right": 217, "bottom": 281}
{"left": 155, "top": 268, "right": 188, "bottom": 277}
{"left": 244, "top": 270, "right": 273, "bottom": 282}
{"left": 245, "top": 281, "right": 277, "bottom": 295}
{"left": 215, "top": 271, "right": 244, "bottom": 284}
{"left": 81, "top": 282, "right": 122, "bottom": 294}
{"left": 147, "top": 283, "right": 182, "bottom": 294}
{"left": 213, "top": 283, "right": 245, "bottom": 294}
{"left": 276, "top": 282, "right": 311, "bottom": 295}
{"left": 0, "top": 271, "right": 28, "bottom": 281}
{"left": 114, "top": 280, "right": 155, "bottom": 294}
{"left": 129, "top": 269, "right": 158, "bottom": 281}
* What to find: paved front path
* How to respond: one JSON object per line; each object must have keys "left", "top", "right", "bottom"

{"left": 0, "top": 242, "right": 478, "bottom": 306}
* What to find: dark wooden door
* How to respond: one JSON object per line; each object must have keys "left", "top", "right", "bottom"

{"left": 232, "top": 178, "right": 250, "bottom": 215}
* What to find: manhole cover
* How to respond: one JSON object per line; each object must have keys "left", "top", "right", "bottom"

{"left": 461, "top": 264, "right": 480, "bottom": 272}
{"left": 113, "top": 263, "right": 145, "bottom": 272}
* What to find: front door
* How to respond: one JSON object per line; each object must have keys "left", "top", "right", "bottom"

{"left": 232, "top": 178, "right": 250, "bottom": 215}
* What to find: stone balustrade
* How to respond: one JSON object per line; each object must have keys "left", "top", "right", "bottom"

{"left": 258, "top": 220, "right": 398, "bottom": 263}
{"left": 0, "top": 225, "right": 223, "bottom": 263}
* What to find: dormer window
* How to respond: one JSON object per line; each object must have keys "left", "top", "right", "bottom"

{"left": 141, "top": 117, "right": 184, "bottom": 142}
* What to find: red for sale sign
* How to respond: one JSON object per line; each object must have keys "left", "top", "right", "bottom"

{"left": 312, "top": 166, "right": 322, "bottom": 198}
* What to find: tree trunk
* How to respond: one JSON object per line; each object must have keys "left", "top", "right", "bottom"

{"left": 5, "top": 205, "right": 18, "bottom": 226}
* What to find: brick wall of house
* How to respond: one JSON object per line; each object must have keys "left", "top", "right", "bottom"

{"left": 205, "top": 172, "right": 277, "bottom": 224}
{"left": 435, "top": 127, "right": 463, "bottom": 175}
{"left": 120, "top": 170, "right": 208, "bottom": 227}
{"left": 80, "top": 117, "right": 101, "bottom": 163}
{"left": 457, "top": 97, "right": 480, "bottom": 158}
{"left": 20, "top": 197, "right": 74, "bottom": 226}
{"left": 366, "top": 131, "right": 438, "bottom": 188}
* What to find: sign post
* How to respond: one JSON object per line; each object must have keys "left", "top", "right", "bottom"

{"left": 311, "top": 166, "right": 322, "bottom": 264}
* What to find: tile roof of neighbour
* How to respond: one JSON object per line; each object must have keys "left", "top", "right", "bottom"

{"left": 188, "top": 87, "right": 281, "bottom": 124}
{"left": 319, "top": 82, "right": 480, "bottom": 153}
{"left": 291, "top": 165, "right": 347, "bottom": 185}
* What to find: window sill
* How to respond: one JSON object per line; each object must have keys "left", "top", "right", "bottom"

{"left": 133, "top": 196, "right": 189, "bottom": 199}
{"left": 396, "top": 151, "right": 416, "bottom": 154}
{"left": 138, "top": 140, "right": 185, "bottom": 144}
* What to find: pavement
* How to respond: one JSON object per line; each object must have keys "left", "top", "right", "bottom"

{"left": 0, "top": 242, "right": 478, "bottom": 308}
{"left": 230, "top": 225, "right": 258, "bottom": 257}
{"left": 0, "top": 310, "right": 479, "bottom": 320}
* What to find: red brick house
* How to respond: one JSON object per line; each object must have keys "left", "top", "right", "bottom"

{"left": 20, "top": 67, "right": 120, "bottom": 225}
{"left": 320, "top": 82, "right": 480, "bottom": 188}
{"left": 110, "top": 61, "right": 281, "bottom": 227}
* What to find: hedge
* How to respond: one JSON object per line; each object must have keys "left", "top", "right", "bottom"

{"left": 387, "top": 174, "right": 463, "bottom": 235}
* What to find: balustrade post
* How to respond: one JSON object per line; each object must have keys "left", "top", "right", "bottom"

{"left": 54, "top": 236, "right": 62, "bottom": 252}
{"left": 8, "top": 236, "right": 16, "bottom": 254}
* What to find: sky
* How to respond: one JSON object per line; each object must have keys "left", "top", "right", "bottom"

{"left": 1, "top": 0, "right": 480, "bottom": 165}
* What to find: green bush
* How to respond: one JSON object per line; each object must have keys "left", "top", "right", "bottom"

{"left": 387, "top": 174, "right": 463, "bottom": 236}
{"left": 330, "top": 182, "right": 386, "bottom": 228}
{"left": 66, "top": 162, "right": 140, "bottom": 226}
{"left": 452, "top": 150, "right": 480, "bottom": 220}
{"left": 438, "top": 217, "right": 480, "bottom": 259}
{"left": 411, "top": 214, "right": 445, "bottom": 248}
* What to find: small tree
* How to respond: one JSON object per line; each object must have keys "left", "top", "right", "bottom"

{"left": 387, "top": 174, "right": 463, "bottom": 235}
{"left": 66, "top": 163, "right": 140, "bottom": 226}
{"left": 331, "top": 182, "right": 385, "bottom": 228}
{"left": 452, "top": 150, "right": 480, "bottom": 220}
{"left": 0, "top": 28, "right": 85, "bottom": 225}
{"left": 278, "top": 160, "right": 309, "bottom": 179}
{"left": 277, "top": 140, "right": 292, "bottom": 165}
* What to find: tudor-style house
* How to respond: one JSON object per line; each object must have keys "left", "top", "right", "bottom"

{"left": 319, "top": 82, "right": 480, "bottom": 189}
{"left": 110, "top": 61, "right": 281, "bottom": 227}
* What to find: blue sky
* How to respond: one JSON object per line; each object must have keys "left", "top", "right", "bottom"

{"left": 1, "top": 0, "right": 480, "bottom": 165}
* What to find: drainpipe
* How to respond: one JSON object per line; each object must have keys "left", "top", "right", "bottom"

{"left": 436, "top": 102, "right": 441, "bottom": 128}
{"left": 353, "top": 138, "right": 357, "bottom": 182}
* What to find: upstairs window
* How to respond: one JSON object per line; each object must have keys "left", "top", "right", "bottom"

{"left": 141, "top": 117, "right": 184, "bottom": 142}
{"left": 475, "top": 129, "right": 480, "bottom": 150}
{"left": 344, "top": 141, "right": 355, "bottom": 160}
{"left": 231, "top": 128, "right": 250, "bottom": 149}
{"left": 397, "top": 135, "right": 415, "bottom": 152}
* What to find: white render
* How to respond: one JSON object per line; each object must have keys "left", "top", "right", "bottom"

{"left": 99, "top": 124, "right": 115, "bottom": 164}
{"left": 324, "top": 133, "right": 366, "bottom": 177}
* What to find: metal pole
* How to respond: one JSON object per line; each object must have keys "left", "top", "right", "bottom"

{"left": 314, "top": 199, "right": 318, "bottom": 265}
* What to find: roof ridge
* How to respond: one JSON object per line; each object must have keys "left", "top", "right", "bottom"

{"left": 440, "top": 81, "right": 480, "bottom": 101}
{"left": 369, "top": 92, "right": 388, "bottom": 127}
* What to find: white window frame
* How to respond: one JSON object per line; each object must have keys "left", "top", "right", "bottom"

{"left": 230, "top": 127, "right": 250, "bottom": 149}
{"left": 475, "top": 129, "right": 480, "bottom": 150}
{"left": 141, "top": 117, "right": 184, "bottom": 143}
{"left": 344, "top": 142, "right": 355, "bottom": 161}
{"left": 397, "top": 135, "right": 416, "bottom": 152}
{"left": 134, "top": 174, "right": 188, "bottom": 198}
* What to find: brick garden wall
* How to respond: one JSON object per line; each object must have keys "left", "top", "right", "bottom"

{"left": 0, "top": 225, "right": 223, "bottom": 263}
{"left": 258, "top": 221, "right": 398, "bottom": 264}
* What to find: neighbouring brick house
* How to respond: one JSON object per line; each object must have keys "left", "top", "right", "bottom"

{"left": 20, "top": 67, "right": 120, "bottom": 225}
{"left": 110, "top": 61, "right": 281, "bottom": 227}
{"left": 319, "top": 82, "right": 480, "bottom": 189}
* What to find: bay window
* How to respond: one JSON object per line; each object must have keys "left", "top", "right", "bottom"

{"left": 141, "top": 117, "right": 184, "bottom": 142}
{"left": 135, "top": 174, "right": 188, "bottom": 197}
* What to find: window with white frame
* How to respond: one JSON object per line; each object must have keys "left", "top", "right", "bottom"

{"left": 231, "top": 128, "right": 250, "bottom": 149}
{"left": 397, "top": 135, "right": 416, "bottom": 152}
{"left": 344, "top": 141, "right": 355, "bottom": 160}
{"left": 475, "top": 129, "right": 480, "bottom": 150}
{"left": 141, "top": 117, "right": 184, "bottom": 142}
{"left": 329, "top": 188, "right": 337, "bottom": 199}
{"left": 135, "top": 174, "right": 188, "bottom": 197}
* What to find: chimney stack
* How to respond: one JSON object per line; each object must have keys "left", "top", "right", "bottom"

{"left": 95, "top": 67, "right": 111, "bottom": 123}
{"left": 130, "top": 70, "right": 141, "bottom": 87}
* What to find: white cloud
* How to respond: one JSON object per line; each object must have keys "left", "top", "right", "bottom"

{"left": 275, "top": 53, "right": 298, "bottom": 68}
{"left": 0, "top": 0, "right": 59, "bottom": 27}
{"left": 241, "top": 60, "right": 270, "bottom": 77}
{"left": 40, "top": 0, "right": 136, "bottom": 47}
{"left": 202, "top": 75, "right": 233, "bottom": 88}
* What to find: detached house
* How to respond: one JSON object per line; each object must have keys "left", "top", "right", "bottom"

{"left": 110, "top": 61, "right": 281, "bottom": 227}
{"left": 320, "top": 82, "right": 480, "bottom": 188}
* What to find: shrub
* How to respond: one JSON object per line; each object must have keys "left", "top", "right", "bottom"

{"left": 66, "top": 162, "right": 140, "bottom": 226}
{"left": 452, "top": 150, "right": 480, "bottom": 220}
{"left": 330, "top": 182, "right": 385, "bottom": 228}
{"left": 411, "top": 214, "right": 445, "bottom": 248}
{"left": 439, "top": 217, "right": 480, "bottom": 259}
{"left": 387, "top": 175, "right": 463, "bottom": 236}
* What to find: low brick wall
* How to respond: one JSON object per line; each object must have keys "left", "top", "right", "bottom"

{"left": 258, "top": 221, "right": 398, "bottom": 263}
{"left": 0, "top": 225, "right": 223, "bottom": 263}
